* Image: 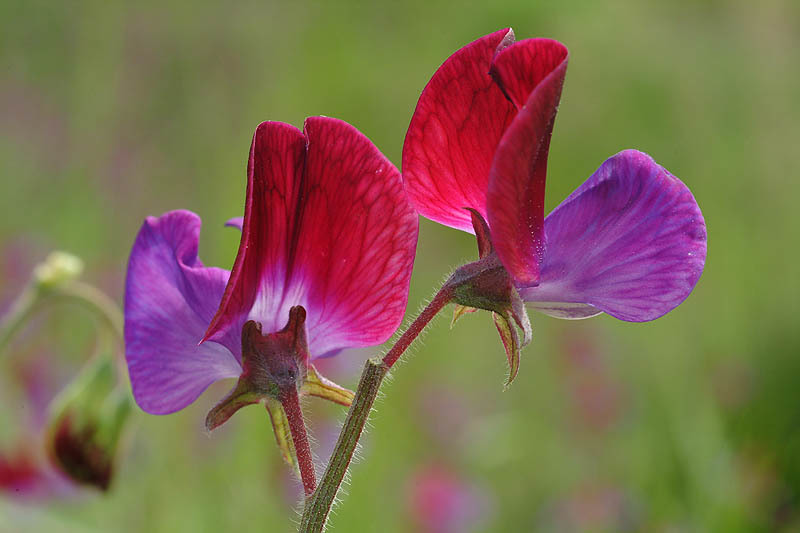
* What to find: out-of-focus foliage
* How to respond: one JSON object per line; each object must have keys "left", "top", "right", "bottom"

{"left": 1, "top": 0, "right": 798, "bottom": 531}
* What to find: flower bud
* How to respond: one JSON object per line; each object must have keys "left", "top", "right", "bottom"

{"left": 33, "top": 251, "right": 84, "bottom": 290}
{"left": 45, "top": 355, "right": 132, "bottom": 491}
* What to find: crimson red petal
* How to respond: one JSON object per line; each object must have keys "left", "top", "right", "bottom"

{"left": 205, "top": 118, "right": 418, "bottom": 357}
{"left": 293, "top": 117, "right": 418, "bottom": 354}
{"left": 486, "top": 39, "right": 568, "bottom": 287}
{"left": 402, "top": 28, "right": 517, "bottom": 232}
{"left": 204, "top": 122, "right": 306, "bottom": 344}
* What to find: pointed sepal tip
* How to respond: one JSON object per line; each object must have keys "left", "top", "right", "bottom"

{"left": 492, "top": 311, "right": 521, "bottom": 390}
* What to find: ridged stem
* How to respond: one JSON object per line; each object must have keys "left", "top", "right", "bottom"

{"left": 298, "top": 285, "right": 453, "bottom": 532}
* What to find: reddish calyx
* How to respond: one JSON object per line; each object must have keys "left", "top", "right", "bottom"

{"left": 205, "top": 305, "right": 354, "bottom": 495}
{"left": 445, "top": 211, "right": 532, "bottom": 388}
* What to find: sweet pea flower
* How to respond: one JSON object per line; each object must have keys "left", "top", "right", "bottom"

{"left": 124, "top": 117, "right": 418, "bottom": 493}
{"left": 403, "top": 29, "right": 706, "bottom": 383}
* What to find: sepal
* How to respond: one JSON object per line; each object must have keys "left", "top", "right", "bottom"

{"left": 300, "top": 364, "right": 354, "bottom": 407}
{"left": 444, "top": 211, "right": 532, "bottom": 386}
{"left": 450, "top": 304, "right": 477, "bottom": 329}
{"left": 205, "top": 379, "right": 261, "bottom": 431}
{"left": 204, "top": 307, "right": 351, "bottom": 481}
{"left": 492, "top": 311, "right": 521, "bottom": 388}
{"left": 265, "top": 398, "right": 297, "bottom": 469}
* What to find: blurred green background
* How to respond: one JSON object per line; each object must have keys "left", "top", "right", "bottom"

{"left": 1, "top": 0, "right": 798, "bottom": 531}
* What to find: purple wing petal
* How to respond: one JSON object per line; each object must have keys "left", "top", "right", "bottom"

{"left": 486, "top": 38, "right": 568, "bottom": 287}
{"left": 124, "top": 211, "right": 241, "bottom": 415}
{"left": 402, "top": 29, "right": 517, "bottom": 232}
{"left": 224, "top": 217, "right": 244, "bottom": 231}
{"left": 518, "top": 150, "right": 707, "bottom": 322}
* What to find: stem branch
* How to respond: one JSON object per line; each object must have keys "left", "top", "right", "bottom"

{"left": 382, "top": 286, "right": 453, "bottom": 368}
{"left": 55, "top": 281, "right": 124, "bottom": 340}
{"left": 0, "top": 286, "right": 38, "bottom": 354}
{"left": 299, "top": 358, "right": 387, "bottom": 532}
{"left": 0, "top": 279, "right": 124, "bottom": 358}
{"left": 298, "top": 285, "right": 452, "bottom": 532}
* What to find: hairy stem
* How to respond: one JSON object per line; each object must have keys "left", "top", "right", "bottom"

{"left": 299, "top": 285, "right": 453, "bottom": 532}
{"left": 282, "top": 386, "right": 317, "bottom": 496}
{"left": 382, "top": 286, "right": 453, "bottom": 368}
{"left": 298, "top": 358, "right": 387, "bottom": 532}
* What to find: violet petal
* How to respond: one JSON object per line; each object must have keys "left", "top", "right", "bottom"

{"left": 519, "top": 150, "right": 706, "bottom": 322}
{"left": 224, "top": 217, "right": 244, "bottom": 231}
{"left": 124, "top": 210, "right": 241, "bottom": 414}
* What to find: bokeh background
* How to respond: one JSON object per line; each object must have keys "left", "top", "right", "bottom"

{"left": 1, "top": 0, "right": 799, "bottom": 531}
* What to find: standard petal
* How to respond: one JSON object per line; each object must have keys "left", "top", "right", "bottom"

{"left": 486, "top": 39, "right": 568, "bottom": 287}
{"left": 206, "top": 118, "right": 418, "bottom": 357}
{"left": 204, "top": 122, "right": 307, "bottom": 344}
{"left": 518, "top": 151, "right": 707, "bottom": 322}
{"left": 124, "top": 210, "right": 241, "bottom": 415}
{"left": 402, "top": 28, "right": 517, "bottom": 232}
{"left": 289, "top": 117, "right": 418, "bottom": 355}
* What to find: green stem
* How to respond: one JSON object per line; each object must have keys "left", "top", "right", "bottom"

{"left": 298, "top": 285, "right": 453, "bottom": 532}
{"left": 298, "top": 358, "right": 389, "bottom": 532}
{"left": 0, "top": 285, "right": 39, "bottom": 354}
{"left": 0, "top": 278, "right": 123, "bottom": 357}
{"left": 55, "top": 280, "right": 124, "bottom": 341}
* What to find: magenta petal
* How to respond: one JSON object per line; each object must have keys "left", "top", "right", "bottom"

{"left": 486, "top": 39, "right": 568, "bottom": 287}
{"left": 124, "top": 211, "right": 241, "bottom": 415}
{"left": 293, "top": 117, "right": 418, "bottom": 354}
{"left": 518, "top": 151, "right": 707, "bottom": 322}
{"left": 206, "top": 119, "right": 418, "bottom": 356}
{"left": 204, "top": 122, "right": 307, "bottom": 345}
{"left": 402, "top": 28, "right": 517, "bottom": 232}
